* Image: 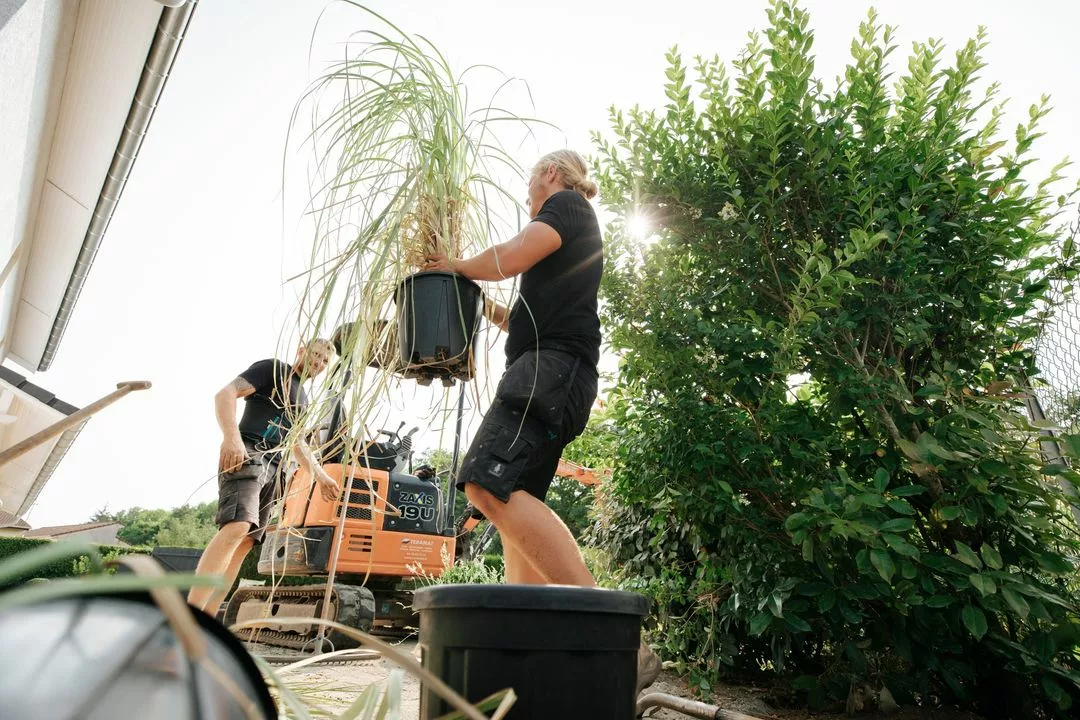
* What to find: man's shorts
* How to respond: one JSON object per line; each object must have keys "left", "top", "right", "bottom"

{"left": 457, "top": 349, "right": 597, "bottom": 503}
{"left": 215, "top": 440, "right": 283, "bottom": 544}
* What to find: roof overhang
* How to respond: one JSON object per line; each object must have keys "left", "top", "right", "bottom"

{"left": 0, "top": 364, "right": 84, "bottom": 520}
{"left": 0, "top": 0, "right": 196, "bottom": 372}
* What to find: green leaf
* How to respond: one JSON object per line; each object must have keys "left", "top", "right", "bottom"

{"left": 962, "top": 604, "right": 988, "bottom": 640}
{"left": 1036, "top": 552, "right": 1074, "bottom": 575}
{"left": 839, "top": 600, "right": 863, "bottom": 624}
{"left": 887, "top": 499, "right": 915, "bottom": 515}
{"left": 1001, "top": 587, "right": 1030, "bottom": 619}
{"left": 879, "top": 518, "right": 915, "bottom": 532}
{"left": 926, "top": 595, "right": 953, "bottom": 608}
{"left": 979, "top": 459, "right": 1011, "bottom": 475}
{"left": 870, "top": 549, "right": 896, "bottom": 583}
{"left": 785, "top": 612, "right": 812, "bottom": 633}
{"left": 784, "top": 512, "right": 809, "bottom": 531}
{"left": 891, "top": 485, "right": 926, "bottom": 497}
{"left": 980, "top": 545, "right": 1003, "bottom": 570}
{"left": 749, "top": 611, "right": 772, "bottom": 636}
{"left": 939, "top": 506, "right": 963, "bottom": 521}
{"left": 969, "top": 573, "right": 997, "bottom": 596}
{"left": 897, "top": 438, "right": 922, "bottom": 461}
{"left": 923, "top": 435, "right": 959, "bottom": 461}
{"left": 884, "top": 534, "right": 920, "bottom": 557}
{"left": 1059, "top": 434, "right": 1080, "bottom": 458}
{"left": 768, "top": 591, "right": 784, "bottom": 618}
{"left": 954, "top": 542, "right": 982, "bottom": 569}
{"left": 874, "top": 468, "right": 890, "bottom": 492}
{"left": 798, "top": 582, "right": 830, "bottom": 597}
{"left": 1041, "top": 677, "right": 1072, "bottom": 710}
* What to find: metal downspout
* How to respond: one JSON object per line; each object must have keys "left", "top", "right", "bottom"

{"left": 38, "top": 0, "right": 198, "bottom": 371}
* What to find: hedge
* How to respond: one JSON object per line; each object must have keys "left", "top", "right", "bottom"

{"left": 0, "top": 536, "right": 148, "bottom": 585}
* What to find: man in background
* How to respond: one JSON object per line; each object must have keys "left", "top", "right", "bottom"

{"left": 188, "top": 339, "right": 339, "bottom": 617}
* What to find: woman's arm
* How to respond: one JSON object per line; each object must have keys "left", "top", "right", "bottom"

{"left": 425, "top": 221, "right": 562, "bottom": 281}
{"left": 484, "top": 296, "right": 510, "bottom": 332}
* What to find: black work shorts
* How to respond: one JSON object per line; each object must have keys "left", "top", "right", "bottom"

{"left": 457, "top": 349, "right": 597, "bottom": 502}
{"left": 215, "top": 440, "right": 283, "bottom": 545}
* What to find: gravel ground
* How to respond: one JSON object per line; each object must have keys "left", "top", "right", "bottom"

{"left": 253, "top": 641, "right": 982, "bottom": 720}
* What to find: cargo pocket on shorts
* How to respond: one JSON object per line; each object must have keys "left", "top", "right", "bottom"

{"left": 495, "top": 350, "right": 579, "bottom": 428}
{"left": 459, "top": 413, "right": 536, "bottom": 502}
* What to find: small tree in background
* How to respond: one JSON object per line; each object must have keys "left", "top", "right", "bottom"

{"left": 590, "top": 1, "right": 1080, "bottom": 716}
{"left": 91, "top": 502, "right": 217, "bottom": 548}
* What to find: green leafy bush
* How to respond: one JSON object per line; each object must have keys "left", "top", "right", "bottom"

{"left": 417, "top": 555, "right": 505, "bottom": 587}
{"left": 0, "top": 536, "right": 146, "bottom": 584}
{"left": 589, "top": 2, "right": 1080, "bottom": 716}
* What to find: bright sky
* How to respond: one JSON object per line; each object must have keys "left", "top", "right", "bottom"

{"left": 23, "top": 0, "right": 1080, "bottom": 526}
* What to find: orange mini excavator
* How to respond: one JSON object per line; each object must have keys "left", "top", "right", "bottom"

{"left": 223, "top": 324, "right": 610, "bottom": 650}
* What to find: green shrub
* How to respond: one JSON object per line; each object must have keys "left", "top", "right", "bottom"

{"left": 0, "top": 536, "right": 147, "bottom": 584}
{"left": 590, "top": 2, "right": 1080, "bottom": 716}
{"left": 416, "top": 555, "right": 504, "bottom": 587}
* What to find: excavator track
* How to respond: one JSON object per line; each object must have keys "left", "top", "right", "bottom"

{"left": 223, "top": 584, "right": 376, "bottom": 651}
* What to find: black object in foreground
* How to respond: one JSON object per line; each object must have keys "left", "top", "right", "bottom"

{"left": 414, "top": 583, "right": 648, "bottom": 719}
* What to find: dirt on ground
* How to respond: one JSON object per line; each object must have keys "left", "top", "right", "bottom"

{"left": 255, "top": 641, "right": 983, "bottom": 720}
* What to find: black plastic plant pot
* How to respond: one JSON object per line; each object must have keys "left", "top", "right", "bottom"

{"left": 395, "top": 271, "right": 482, "bottom": 382}
{"left": 0, "top": 591, "right": 276, "bottom": 720}
{"left": 413, "top": 584, "right": 649, "bottom": 719}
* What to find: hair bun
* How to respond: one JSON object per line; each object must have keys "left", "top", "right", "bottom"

{"left": 575, "top": 179, "right": 599, "bottom": 200}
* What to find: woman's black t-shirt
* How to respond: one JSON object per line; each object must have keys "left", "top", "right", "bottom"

{"left": 504, "top": 190, "right": 603, "bottom": 370}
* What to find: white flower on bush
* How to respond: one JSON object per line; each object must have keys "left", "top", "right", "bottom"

{"left": 719, "top": 202, "right": 737, "bottom": 220}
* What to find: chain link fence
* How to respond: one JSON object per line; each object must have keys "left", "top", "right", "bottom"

{"left": 1029, "top": 208, "right": 1080, "bottom": 524}
{"left": 1033, "top": 208, "right": 1080, "bottom": 432}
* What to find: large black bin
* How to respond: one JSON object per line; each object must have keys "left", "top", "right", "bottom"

{"left": 414, "top": 584, "right": 648, "bottom": 719}
{"left": 395, "top": 271, "right": 482, "bottom": 381}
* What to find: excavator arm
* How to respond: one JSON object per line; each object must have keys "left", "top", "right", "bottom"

{"left": 555, "top": 458, "right": 610, "bottom": 486}
{"left": 459, "top": 458, "right": 610, "bottom": 531}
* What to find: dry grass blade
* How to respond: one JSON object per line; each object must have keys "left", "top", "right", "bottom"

{"left": 433, "top": 689, "right": 517, "bottom": 720}
{"left": 276, "top": 648, "right": 382, "bottom": 675}
{"left": 338, "top": 684, "right": 379, "bottom": 720}
{"left": 255, "top": 655, "right": 318, "bottom": 720}
{"left": 232, "top": 616, "right": 505, "bottom": 720}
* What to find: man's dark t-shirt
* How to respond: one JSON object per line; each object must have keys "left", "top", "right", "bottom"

{"left": 236, "top": 359, "right": 308, "bottom": 457}
{"left": 504, "top": 190, "right": 603, "bottom": 369}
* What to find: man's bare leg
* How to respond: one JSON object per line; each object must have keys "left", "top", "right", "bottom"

{"left": 465, "top": 484, "right": 594, "bottom": 587}
{"left": 201, "top": 536, "right": 254, "bottom": 618}
{"left": 188, "top": 521, "right": 252, "bottom": 611}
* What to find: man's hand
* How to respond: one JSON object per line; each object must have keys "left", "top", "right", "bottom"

{"left": 219, "top": 435, "right": 248, "bottom": 473}
{"left": 313, "top": 466, "right": 342, "bottom": 502}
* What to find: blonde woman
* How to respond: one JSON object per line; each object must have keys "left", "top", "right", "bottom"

{"left": 424, "top": 150, "right": 661, "bottom": 693}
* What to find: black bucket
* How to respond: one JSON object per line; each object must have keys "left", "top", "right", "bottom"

{"left": 395, "top": 271, "right": 482, "bottom": 381}
{"left": 414, "top": 584, "right": 648, "bottom": 719}
{"left": 150, "top": 546, "right": 204, "bottom": 573}
{"left": 0, "top": 591, "right": 276, "bottom": 720}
